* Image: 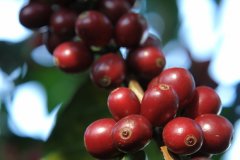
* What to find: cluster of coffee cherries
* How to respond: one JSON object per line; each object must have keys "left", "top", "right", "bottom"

{"left": 19, "top": 0, "right": 165, "bottom": 88}
{"left": 84, "top": 67, "right": 234, "bottom": 159}
{"left": 19, "top": 0, "right": 233, "bottom": 159}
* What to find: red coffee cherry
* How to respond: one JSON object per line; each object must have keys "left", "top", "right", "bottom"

{"left": 90, "top": 53, "right": 126, "bottom": 88}
{"left": 84, "top": 118, "right": 121, "bottom": 159}
{"left": 19, "top": 2, "right": 52, "bottom": 29}
{"left": 44, "top": 31, "right": 72, "bottom": 54}
{"left": 162, "top": 117, "right": 203, "bottom": 155}
{"left": 107, "top": 87, "right": 140, "bottom": 120}
{"left": 75, "top": 10, "right": 113, "bottom": 47}
{"left": 97, "top": 0, "right": 131, "bottom": 24}
{"left": 53, "top": 41, "right": 93, "bottom": 73}
{"left": 112, "top": 114, "right": 152, "bottom": 153}
{"left": 183, "top": 86, "right": 222, "bottom": 118}
{"left": 157, "top": 67, "right": 196, "bottom": 109}
{"left": 195, "top": 114, "right": 233, "bottom": 154}
{"left": 50, "top": 8, "right": 77, "bottom": 38}
{"left": 141, "top": 84, "right": 178, "bottom": 127}
{"left": 127, "top": 46, "right": 166, "bottom": 80}
{"left": 115, "top": 12, "right": 147, "bottom": 48}
{"left": 141, "top": 34, "right": 162, "bottom": 47}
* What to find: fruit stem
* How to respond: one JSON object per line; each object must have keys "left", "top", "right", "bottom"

{"left": 128, "top": 79, "right": 144, "bottom": 102}
{"left": 160, "top": 146, "right": 174, "bottom": 160}
{"left": 128, "top": 79, "right": 174, "bottom": 160}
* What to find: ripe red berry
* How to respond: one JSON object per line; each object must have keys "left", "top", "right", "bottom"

{"left": 141, "top": 84, "right": 178, "bottom": 126}
{"left": 19, "top": 2, "right": 52, "bottom": 29}
{"left": 156, "top": 67, "right": 196, "bottom": 109}
{"left": 75, "top": 10, "right": 113, "bottom": 47}
{"left": 127, "top": 46, "right": 166, "bottom": 80}
{"left": 183, "top": 86, "right": 222, "bottom": 118}
{"left": 97, "top": 0, "right": 131, "bottom": 24}
{"left": 107, "top": 87, "right": 140, "bottom": 120}
{"left": 53, "top": 41, "right": 93, "bottom": 73}
{"left": 84, "top": 118, "right": 121, "bottom": 159}
{"left": 195, "top": 114, "right": 233, "bottom": 154}
{"left": 50, "top": 8, "right": 77, "bottom": 38}
{"left": 115, "top": 12, "right": 147, "bottom": 48}
{"left": 90, "top": 53, "right": 126, "bottom": 88}
{"left": 44, "top": 31, "right": 72, "bottom": 54}
{"left": 162, "top": 117, "right": 203, "bottom": 155}
{"left": 112, "top": 114, "right": 152, "bottom": 153}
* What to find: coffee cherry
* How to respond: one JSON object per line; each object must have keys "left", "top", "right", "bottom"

{"left": 50, "top": 8, "right": 77, "bottom": 38}
{"left": 157, "top": 67, "right": 196, "bottom": 109}
{"left": 44, "top": 31, "right": 72, "bottom": 54}
{"left": 84, "top": 118, "right": 121, "bottom": 159}
{"left": 141, "top": 34, "right": 162, "bottom": 47}
{"left": 19, "top": 2, "right": 52, "bottom": 29}
{"left": 97, "top": 0, "right": 131, "bottom": 24}
{"left": 90, "top": 53, "right": 126, "bottom": 88}
{"left": 53, "top": 41, "right": 93, "bottom": 73}
{"left": 195, "top": 114, "right": 233, "bottom": 154}
{"left": 162, "top": 117, "right": 203, "bottom": 155}
{"left": 107, "top": 87, "right": 140, "bottom": 120}
{"left": 112, "top": 114, "right": 152, "bottom": 153}
{"left": 75, "top": 10, "right": 113, "bottom": 47}
{"left": 183, "top": 86, "right": 222, "bottom": 118}
{"left": 115, "top": 12, "right": 147, "bottom": 48}
{"left": 141, "top": 84, "right": 178, "bottom": 126}
{"left": 127, "top": 46, "right": 166, "bottom": 80}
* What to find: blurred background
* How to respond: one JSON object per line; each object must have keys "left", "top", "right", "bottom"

{"left": 0, "top": 0, "right": 239, "bottom": 159}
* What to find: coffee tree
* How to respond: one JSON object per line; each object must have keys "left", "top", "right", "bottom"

{"left": 14, "top": 0, "right": 235, "bottom": 159}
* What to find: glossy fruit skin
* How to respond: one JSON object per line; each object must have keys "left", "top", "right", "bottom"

{"left": 53, "top": 41, "right": 93, "bottom": 73}
{"left": 183, "top": 86, "right": 222, "bottom": 118}
{"left": 19, "top": 2, "right": 52, "bottom": 29}
{"left": 115, "top": 12, "right": 147, "bottom": 48}
{"left": 141, "top": 84, "right": 178, "bottom": 126}
{"left": 162, "top": 117, "right": 203, "bottom": 155}
{"left": 156, "top": 67, "right": 196, "bottom": 109}
{"left": 75, "top": 10, "right": 113, "bottom": 47}
{"left": 44, "top": 31, "right": 72, "bottom": 54}
{"left": 107, "top": 87, "right": 140, "bottom": 120}
{"left": 50, "top": 8, "right": 77, "bottom": 37}
{"left": 112, "top": 114, "right": 152, "bottom": 153}
{"left": 127, "top": 46, "right": 166, "bottom": 80}
{"left": 90, "top": 53, "right": 126, "bottom": 88}
{"left": 195, "top": 114, "right": 233, "bottom": 154}
{"left": 84, "top": 118, "right": 121, "bottom": 159}
{"left": 97, "top": 0, "right": 131, "bottom": 24}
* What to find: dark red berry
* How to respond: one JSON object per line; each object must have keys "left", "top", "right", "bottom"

{"left": 112, "top": 114, "right": 152, "bottom": 153}
{"left": 141, "top": 84, "right": 178, "bottom": 126}
{"left": 84, "top": 118, "right": 121, "bottom": 159}
{"left": 107, "top": 87, "right": 140, "bottom": 120}
{"left": 183, "top": 86, "right": 222, "bottom": 118}
{"left": 127, "top": 46, "right": 166, "bottom": 80}
{"left": 162, "top": 117, "right": 203, "bottom": 155}
{"left": 97, "top": 0, "right": 131, "bottom": 24}
{"left": 50, "top": 8, "right": 77, "bottom": 38}
{"left": 75, "top": 10, "right": 113, "bottom": 47}
{"left": 195, "top": 114, "right": 233, "bottom": 154}
{"left": 141, "top": 34, "right": 161, "bottom": 47}
{"left": 156, "top": 67, "right": 196, "bottom": 109}
{"left": 90, "top": 53, "right": 126, "bottom": 88}
{"left": 53, "top": 41, "right": 93, "bottom": 73}
{"left": 19, "top": 2, "right": 52, "bottom": 29}
{"left": 44, "top": 31, "right": 73, "bottom": 54}
{"left": 115, "top": 12, "right": 147, "bottom": 48}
